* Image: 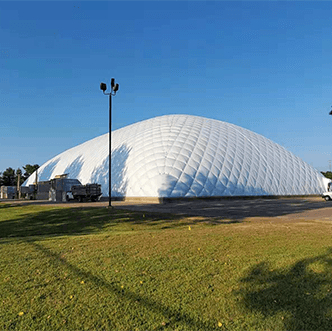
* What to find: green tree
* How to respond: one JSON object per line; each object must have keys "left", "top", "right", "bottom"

{"left": 321, "top": 171, "right": 332, "bottom": 180}
{"left": 22, "top": 164, "right": 39, "bottom": 181}
{"left": 2, "top": 167, "right": 16, "bottom": 186}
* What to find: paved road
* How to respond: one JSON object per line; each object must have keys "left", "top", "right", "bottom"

{"left": 115, "top": 197, "right": 332, "bottom": 222}
{"left": 3, "top": 197, "right": 331, "bottom": 222}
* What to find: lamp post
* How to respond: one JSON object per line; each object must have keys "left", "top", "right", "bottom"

{"left": 100, "top": 78, "right": 119, "bottom": 208}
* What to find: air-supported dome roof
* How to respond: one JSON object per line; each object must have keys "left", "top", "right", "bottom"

{"left": 25, "top": 114, "right": 327, "bottom": 197}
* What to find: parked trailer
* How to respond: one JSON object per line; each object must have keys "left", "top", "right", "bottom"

{"left": 68, "top": 184, "right": 102, "bottom": 202}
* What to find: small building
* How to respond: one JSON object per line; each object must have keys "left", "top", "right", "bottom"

{"left": 0, "top": 186, "right": 17, "bottom": 199}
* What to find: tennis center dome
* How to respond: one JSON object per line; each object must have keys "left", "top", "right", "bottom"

{"left": 25, "top": 114, "right": 328, "bottom": 197}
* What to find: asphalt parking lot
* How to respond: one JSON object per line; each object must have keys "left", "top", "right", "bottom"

{"left": 115, "top": 197, "right": 332, "bottom": 223}
{"left": 3, "top": 196, "right": 332, "bottom": 223}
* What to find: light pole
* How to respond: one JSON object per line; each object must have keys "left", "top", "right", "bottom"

{"left": 100, "top": 78, "right": 119, "bottom": 208}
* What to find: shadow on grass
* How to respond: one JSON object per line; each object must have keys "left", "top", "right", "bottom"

{"left": 26, "top": 240, "right": 216, "bottom": 330}
{"left": 237, "top": 248, "right": 332, "bottom": 330}
{"left": 0, "top": 203, "right": 13, "bottom": 209}
{"left": 0, "top": 205, "right": 233, "bottom": 239}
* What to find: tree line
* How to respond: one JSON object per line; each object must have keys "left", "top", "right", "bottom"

{"left": 321, "top": 171, "right": 332, "bottom": 180}
{"left": 0, "top": 164, "right": 39, "bottom": 187}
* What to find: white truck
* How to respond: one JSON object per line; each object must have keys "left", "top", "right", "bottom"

{"left": 322, "top": 180, "right": 332, "bottom": 201}
{"left": 322, "top": 191, "right": 332, "bottom": 201}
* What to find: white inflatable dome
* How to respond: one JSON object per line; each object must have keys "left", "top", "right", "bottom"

{"left": 25, "top": 114, "right": 328, "bottom": 197}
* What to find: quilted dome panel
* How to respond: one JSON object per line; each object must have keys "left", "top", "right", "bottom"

{"left": 24, "top": 114, "right": 328, "bottom": 197}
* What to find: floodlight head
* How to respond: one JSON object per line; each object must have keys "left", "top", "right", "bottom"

{"left": 330, "top": 110, "right": 332, "bottom": 115}
{"left": 100, "top": 83, "right": 107, "bottom": 92}
{"left": 113, "top": 83, "right": 119, "bottom": 93}
{"left": 111, "top": 78, "right": 115, "bottom": 89}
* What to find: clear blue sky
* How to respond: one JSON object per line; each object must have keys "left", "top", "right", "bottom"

{"left": 1, "top": 1, "right": 332, "bottom": 173}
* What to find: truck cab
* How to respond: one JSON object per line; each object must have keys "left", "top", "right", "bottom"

{"left": 322, "top": 191, "right": 332, "bottom": 201}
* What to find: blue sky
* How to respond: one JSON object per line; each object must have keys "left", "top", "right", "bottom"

{"left": 1, "top": 1, "right": 332, "bottom": 173}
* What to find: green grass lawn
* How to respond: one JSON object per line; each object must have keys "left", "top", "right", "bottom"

{"left": 1, "top": 202, "right": 332, "bottom": 330}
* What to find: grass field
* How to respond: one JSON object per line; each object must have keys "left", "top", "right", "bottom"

{"left": 1, "top": 202, "right": 332, "bottom": 330}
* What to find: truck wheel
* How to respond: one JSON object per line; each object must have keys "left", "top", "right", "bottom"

{"left": 325, "top": 196, "right": 331, "bottom": 201}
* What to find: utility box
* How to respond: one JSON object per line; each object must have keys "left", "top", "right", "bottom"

{"left": 26, "top": 185, "right": 36, "bottom": 200}
{"left": 21, "top": 174, "right": 81, "bottom": 201}
{"left": 20, "top": 186, "right": 30, "bottom": 199}
{"left": 36, "top": 181, "right": 52, "bottom": 200}
{"left": 20, "top": 186, "right": 30, "bottom": 195}
{"left": 49, "top": 176, "right": 81, "bottom": 202}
